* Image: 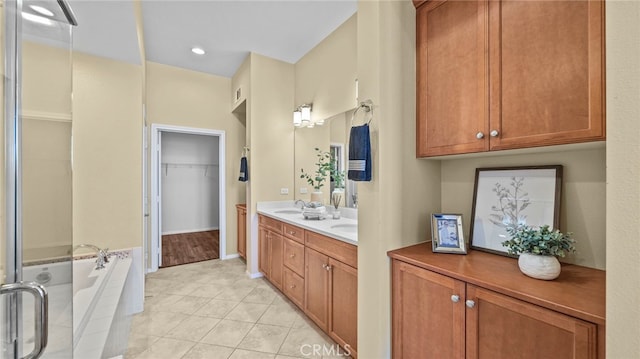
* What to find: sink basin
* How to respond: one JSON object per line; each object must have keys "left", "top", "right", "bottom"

{"left": 330, "top": 223, "right": 358, "bottom": 233}
{"left": 275, "top": 209, "right": 302, "bottom": 214}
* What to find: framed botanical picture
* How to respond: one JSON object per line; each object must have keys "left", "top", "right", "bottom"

{"left": 431, "top": 213, "right": 467, "bottom": 254}
{"left": 469, "top": 165, "right": 563, "bottom": 256}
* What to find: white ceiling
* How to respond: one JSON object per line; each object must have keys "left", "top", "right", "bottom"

{"left": 68, "top": 0, "right": 357, "bottom": 78}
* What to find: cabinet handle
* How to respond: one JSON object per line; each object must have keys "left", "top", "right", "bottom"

{"left": 451, "top": 295, "right": 460, "bottom": 303}
{"left": 490, "top": 130, "right": 500, "bottom": 137}
{"left": 289, "top": 254, "right": 295, "bottom": 258}
{"left": 290, "top": 284, "right": 296, "bottom": 289}
{"left": 466, "top": 300, "right": 476, "bottom": 308}
{"left": 325, "top": 265, "right": 332, "bottom": 271}
{"left": 476, "top": 132, "right": 485, "bottom": 139}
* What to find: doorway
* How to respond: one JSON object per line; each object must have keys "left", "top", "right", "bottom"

{"left": 150, "top": 125, "right": 226, "bottom": 272}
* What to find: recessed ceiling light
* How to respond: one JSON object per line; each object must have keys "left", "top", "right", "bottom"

{"left": 191, "top": 47, "right": 205, "bottom": 55}
{"left": 29, "top": 5, "right": 54, "bottom": 17}
{"left": 22, "top": 12, "right": 53, "bottom": 26}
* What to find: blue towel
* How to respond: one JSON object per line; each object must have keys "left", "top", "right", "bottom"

{"left": 348, "top": 124, "right": 371, "bottom": 181}
{"left": 238, "top": 156, "right": 249, "bottom": 182}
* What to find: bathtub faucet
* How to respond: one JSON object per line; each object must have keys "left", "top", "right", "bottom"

{"left": 71, "top": 244, "right": 110, "bottom": 270}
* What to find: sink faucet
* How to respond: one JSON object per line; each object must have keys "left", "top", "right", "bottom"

{"left": 71, "top": 244, "right": 110, "bottom": 269}
{"left": 295, "top": 199, "right": 308, "bottom": 209}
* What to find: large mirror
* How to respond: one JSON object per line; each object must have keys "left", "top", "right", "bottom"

{"left": 294, "top": 110, "right": 358, "bottom": 208}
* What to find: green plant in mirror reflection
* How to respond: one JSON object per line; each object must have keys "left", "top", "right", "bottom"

{"left": 300, "top": 147, "right": 342, "bottom": 191}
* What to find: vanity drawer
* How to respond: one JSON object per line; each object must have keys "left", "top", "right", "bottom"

{"left": 259, "top": 215, "right": 283, "bottom": 234}
{"left": 306, "top": 231, "right": 357, "bottom": 269}
{"left": 283, "top": 267, "right": 305, "bottom": 309}
{"left": 283, "top": 238, "right": 305, "bottom": 276}
{"left": 283, "top": 223, "right": 305, "bottom": 244}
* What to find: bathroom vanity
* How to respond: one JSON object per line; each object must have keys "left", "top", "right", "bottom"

{"left": 257, "top": 202, "right": 358, "bottom": 358}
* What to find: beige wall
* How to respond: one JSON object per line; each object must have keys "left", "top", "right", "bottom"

{"left": 146, "top": 61, "right": 246, "bottom": 256}
{"left": 245, "top": 53, "right": 295, "bottom": 276}
{"left": 73, "top": 52, "right": 143, "bottom": 251}
{"left": 357, "top": 2, "right": 442, "bottom": 357}
{"left": 21, "top": 42, "right": 73, "bottom": 260}
{"left": 295, "top": 14, "right": 357, "bottom": 123}
{"left": 606, "top": 1, "right": 640, "bottom": 357}
{"left": 441, "top": 146, "right": 606, "bottom": 269}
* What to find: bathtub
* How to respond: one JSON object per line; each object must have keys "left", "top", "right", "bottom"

{"left": 22, "top": 254, "right": 132, "bottom": 358}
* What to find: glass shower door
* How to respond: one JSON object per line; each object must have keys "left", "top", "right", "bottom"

{"left": 1, "top": 0, "right": 76, "bottom": 358}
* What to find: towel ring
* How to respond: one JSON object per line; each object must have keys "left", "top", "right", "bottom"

{"left": 351, "top": 99, "right": 373, "bottom": 126}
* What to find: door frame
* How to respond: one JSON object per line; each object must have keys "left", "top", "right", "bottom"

{"left": 150, "top": 124, "right": 226, "bottom": 272}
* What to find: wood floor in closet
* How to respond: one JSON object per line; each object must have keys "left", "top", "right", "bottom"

{"left": 160, "top": 230, "right": 219, "bottom": 267}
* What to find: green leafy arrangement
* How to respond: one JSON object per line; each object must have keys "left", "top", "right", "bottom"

{"left": 502, "top": 225, "right": 576, "bottom": 257}
{"left": 300, "top": 148, "right": 343, "bottom": 191}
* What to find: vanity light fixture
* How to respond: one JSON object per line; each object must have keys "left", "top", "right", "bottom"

{"left": 294, "top": 104, "right": 317, "bottom": 128}
{"left": 191, "top": 47, "right": 205, "bottom": 55}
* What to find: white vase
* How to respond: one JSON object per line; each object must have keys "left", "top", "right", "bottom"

{"left": 310, "top": 191, "right": 323, "bottom": 204}
{"left": 518, "top": 253, "right": 561, "bottom": 280}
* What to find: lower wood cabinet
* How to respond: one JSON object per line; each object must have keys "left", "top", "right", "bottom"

{"left": 258, "top": 214, "right": 358, "bottom": 358}
{"left": 389, "top": 243, "right": 605, "bottom": 359}
{"left": 236, "top": 204, "right": 246, "bottom": 259}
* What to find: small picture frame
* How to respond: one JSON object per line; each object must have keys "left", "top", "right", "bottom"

{"left": 469, "top": 165, "right": 563, "bottom": 256}
{"left": 431, "top": 214, "right": 467, "bottom": 254}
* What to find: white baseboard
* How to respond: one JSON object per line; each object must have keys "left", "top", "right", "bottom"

{"left": 223, "top": 253, "right": 240, "bottom": 260}
{"left": 246, "top": 270, "right": 264, "bottom": 279}
{"left": 162, "top": 227, "right": 219, "bottom": 235}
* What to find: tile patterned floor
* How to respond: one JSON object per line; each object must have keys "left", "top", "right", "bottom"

{"left": 126, "top": 258, "right": 348, "bottom": 359}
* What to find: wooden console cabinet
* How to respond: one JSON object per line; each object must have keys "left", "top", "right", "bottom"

{"left": 236, "top": 204, "right": 246, "bottom": 259}
{"left": 415, "top": 0, "right": 605, "bottom": 157}
{"left": 389, "top": 242, "right": 605, "bottom": 359}
{"left": 258, "top": 214, "right": 358, "bottom": 357}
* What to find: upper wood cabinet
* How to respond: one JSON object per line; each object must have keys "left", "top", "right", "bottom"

{"left": 415, "top": 0, "right": 605, "bottom": 157}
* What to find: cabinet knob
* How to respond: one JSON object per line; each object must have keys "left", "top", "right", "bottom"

{"left": 321, "top": 264, "right": 327, "bottom": 269}
{"left": 290, "top": 254, "right": 295, "bottom": 258}
{"left": 290, "top": 284, "right": 296, "bottom": 289}
{"left": 466, "top": 300, "right": 476, "bottom": 308}
{"left": 289, "top": 231, "right": 295, "bottom": 235}
{"left": 451, "top": 295, "right": 460, "bottom": 303}
{"left": 490, "top": 130, "right": 500, "bottom": 137}
{"left": 325, "top": 265, "right": 332, "bottom": 271}
{"left": 476, "top": 132, "right": 485, "bottom": 139}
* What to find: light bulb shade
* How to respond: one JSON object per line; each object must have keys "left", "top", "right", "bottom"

{"left": 301, "top": 105, "right": 312, "bottom": 123}
{"left": 293, "top": 110, "right": 302, "bottom": 127}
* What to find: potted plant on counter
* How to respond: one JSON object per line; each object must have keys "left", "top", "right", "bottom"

{"left": 300, "top": 148, "right": 332, "bottom": 203}
{"left": 502, "top": 225, "right": 576, "bottom": 280}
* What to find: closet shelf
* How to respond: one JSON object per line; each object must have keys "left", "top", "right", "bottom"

{"left": 161, "top": 163, "right": 219, "bottom": 176}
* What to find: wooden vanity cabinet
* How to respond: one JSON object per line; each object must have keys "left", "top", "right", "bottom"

{"left": 236, "top": 204, "right": 246, "bottom": 259}
{"left": 389, "top": 243, "right": 605, "bottom": 359}
{"left": 415, "top": 0, "right": 605, "bottom": 157}
{"left": 258, "top": 216, "right": 284, "bottom": 289}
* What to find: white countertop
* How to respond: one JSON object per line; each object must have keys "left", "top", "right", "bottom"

{"left": 257, "top": 201, "right": 358, "bottom": 246}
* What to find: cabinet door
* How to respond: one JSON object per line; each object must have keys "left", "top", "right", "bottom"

{"left": 392, "top": 260, "right": 465, "bottom": 359}
{"left": 466, "top": 285, "right": 597, "bottom": 359}
{"left": 258, "top": 227, "right": 270, "bottom": 278}
{"left": 488, "top": 0, "right": 604, "bottom": 150}
{"left": 416, "top": 0, "right": 489, "bottom": 157}
{"left": 270, "top": 232, "right": 284, "bottom": 290}
{"left": 237, "top": 208, "right": 246, "bottom": 259}
{"left": 329, "top": 258, "right": 357, "bottom": 357}
{"left": 305, "top": 247, "right": 330, "bottom": 331}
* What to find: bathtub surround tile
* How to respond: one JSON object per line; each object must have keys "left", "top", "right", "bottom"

{"left": 182, "top": 343, "right": 235, "bottom": 359}
{"left": 229, "top": 349, "right": 276, "bottom": 359}
{"left": 237, "top": 324, "right": 290, "bottom": 354}
{"left": 165, "top": 315, "right": 220, "bottom": 342}
{"left": 133, "top": 337, "right": 195, "bottom": 359}
{"left": 194, "top": 298, "right": 239, "bottom": 318}
{"left": 224, "top": 302, "right": 270, "bottom": 323}
{"left": 199, "top": 319, "right": 254, "bottom": 347}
